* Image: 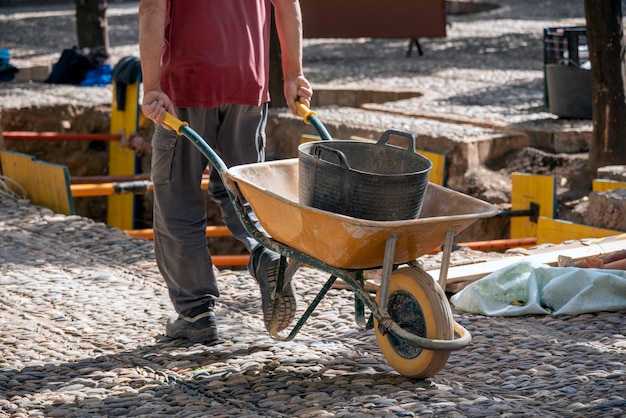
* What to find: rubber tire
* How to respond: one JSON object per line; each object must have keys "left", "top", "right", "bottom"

{"left": 374, "top": 266, "right": 454, "bottom": 378}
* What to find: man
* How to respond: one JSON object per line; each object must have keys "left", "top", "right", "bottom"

{"left": 138, "top": 0, "right": 313, "bottom": 343}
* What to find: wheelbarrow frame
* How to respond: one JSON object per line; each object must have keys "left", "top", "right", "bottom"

{"left": 162, "top": 112, "right": 495, "bottom": 355}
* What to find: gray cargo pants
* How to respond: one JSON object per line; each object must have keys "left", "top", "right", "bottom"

{"left": 151, "top": 104, "right": 269, "bottom": 316}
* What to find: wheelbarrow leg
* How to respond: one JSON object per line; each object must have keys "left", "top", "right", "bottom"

{"left": 438, "top": 228, "right": 456, "bottom": 290}
{"left": 377, "top": 234, "right": 399, "bottom": 315}
{"left": 354, "top": 270, "right": 366, "bottom": 328}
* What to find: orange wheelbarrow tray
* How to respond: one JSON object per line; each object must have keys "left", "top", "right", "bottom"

{"left": 227, "top": 159, "right": 497, "bottom": 270}
{"left": 163, "top": 111, "right": 499, "bottom": 379}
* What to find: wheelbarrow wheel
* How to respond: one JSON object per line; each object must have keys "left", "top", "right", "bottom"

{"left": 374, "top": 266, "right": 454, "bottom": 378}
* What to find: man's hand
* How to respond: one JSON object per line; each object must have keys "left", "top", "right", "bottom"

{"left": 142, "top": 89, "right": 177, "bottom": 128}
{"left": 285, "top": 75, "right": 313, "bottom": 115}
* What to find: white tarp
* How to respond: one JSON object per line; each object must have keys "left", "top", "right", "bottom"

{"left": 450, "top": 261, "right": 626, "bottom": 316}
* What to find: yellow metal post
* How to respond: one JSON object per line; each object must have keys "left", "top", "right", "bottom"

{"left": 107, "top": 79, "right": 140, "bottom": 229}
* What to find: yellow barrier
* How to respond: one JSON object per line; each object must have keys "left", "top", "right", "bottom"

{"left": 510, "top": 173, "right": 556, "bottom": 239}
{"left": 537, "top": 217, "right": 621, "bottom": 245}
{"left": 592, "top": 179, "right": 626, "bottom": 192}
{"left": 0, "top": 150, "right": 74, "bottom": 215}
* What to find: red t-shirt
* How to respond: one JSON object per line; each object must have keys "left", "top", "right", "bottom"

{"left": 161, "top": 0, "right": 271, "bottom": 108}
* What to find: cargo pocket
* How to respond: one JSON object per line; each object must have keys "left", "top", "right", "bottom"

{"left": 151, "top": 126, "right": 178, "bottom": 185}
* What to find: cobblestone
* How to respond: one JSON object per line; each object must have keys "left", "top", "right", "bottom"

{"left": 1, "top": 187, "right": 625, "bottom": 417}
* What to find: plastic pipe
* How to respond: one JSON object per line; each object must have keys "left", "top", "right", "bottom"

{"left": 125, "top": 226, "right": 232, "bottom": 239}
{"left": 3, "top": 131, "right": 121, "bottom": 141}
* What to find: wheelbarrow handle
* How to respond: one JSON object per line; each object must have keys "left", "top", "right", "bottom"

{"left": 295, "top": 101, "right": 334, "bottom": 141}
{"left": 295, "top": 101, "right": 317, "bottom": 125}
{"left": 161, "top": 111, "right": 229, "bottom": 175}
{"left": 162, "top": 112, "right": 189, "bottom": 136}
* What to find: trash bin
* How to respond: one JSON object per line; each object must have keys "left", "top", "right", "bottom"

{"left": 543, "top": 26, "right": 592, "bottom": 119}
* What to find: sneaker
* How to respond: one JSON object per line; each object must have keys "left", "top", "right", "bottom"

{"left": 166, "top": 302, "right": 218, "bottom": 343}
{"left": 253, "top": 250, "right": 297, "bottom": 333}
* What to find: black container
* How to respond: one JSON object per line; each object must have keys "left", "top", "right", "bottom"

{"left": 298, "top": 129, "right": 432, "bottom": 221}
{"left": 546, "top": 64, "right": 592, "bottom": 119}
{"left": 543, "top": 26, "right": 588, "bottom": 68}
{"left": 542, "top": 26, "right": 591, "bottom": 118}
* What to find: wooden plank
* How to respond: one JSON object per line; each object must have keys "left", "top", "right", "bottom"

{"left": 537, "top": 217, "right": 621, "bottom": 244}
{"left": 429, "top": 233, "right": 626, "bottom": 285}
{"left": 593, "top": 178, "right": 626, "bottom": 192}
{"left": 510, "top": 173, "right": 556, "bottom": 239}
{"left": 107, "top": 79, "right": 140, "bottom": 230}
{"left": 0, "top": 150, "right": 74, "bottom": 215}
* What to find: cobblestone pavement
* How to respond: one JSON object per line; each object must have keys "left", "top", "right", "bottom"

{"left": 1, "top": 1, "right": 626, "bottom": 417}
{"left": 1, "top": 190, "right": 625, "bottom": 418}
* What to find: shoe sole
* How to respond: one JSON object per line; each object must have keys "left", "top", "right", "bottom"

{"left": 264, "top": 258, "right": 297, "bottom": 332}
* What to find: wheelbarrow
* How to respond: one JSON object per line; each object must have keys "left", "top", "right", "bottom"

{"left": 162, "top": 105, "right": 498, "bottom": 379}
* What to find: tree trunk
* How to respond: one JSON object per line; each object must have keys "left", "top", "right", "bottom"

{"left": 268, "top": 8, "right": 284, "bottom": 109}
{"left": 585, "top": 0, "right": 626, "bottom": 173}
{"left": 75, "top": 0, "right": 109, "bottom": 53}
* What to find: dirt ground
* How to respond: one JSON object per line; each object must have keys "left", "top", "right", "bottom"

{"left": 475, "top": 147, "right": 593, "bottom": 220}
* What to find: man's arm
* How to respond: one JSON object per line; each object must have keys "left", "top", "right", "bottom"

{"left": 271, "top": 0, "right": 313, "bottom": 115}
{"left": 138, "top": 0, "right": 175, "bottom": 126}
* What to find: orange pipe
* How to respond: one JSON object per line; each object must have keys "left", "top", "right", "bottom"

{"left": 71, "top": 174, "right": 151, "bottom": 184}
{"left": 125, "top": 225, "right": 232, "bottom": 239}
{"left": 212, "top": 255, "right": 249, "bottom": 266}
{"left": 71, "top": 174, "right": 210, "bottom": 184}
{"left": 71, "top": 183, "right": 116, "bottom": 197}
{"left": 459, "top": 237, "right": 538, "bottom": 251}
{"left": 428, "top": 237, "right": 538, "bottom": 254}
{"left": 71, "top": 178, "right": 209, "bottom": 197}
{"left": 3, "top": 131, "right": 121, "bottom": 141}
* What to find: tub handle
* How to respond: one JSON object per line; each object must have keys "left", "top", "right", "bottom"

{"left": 376, "top": 129, "right": 417, "bottom": 154}
{"left": 311, "top": 143, "right": 352, "bottom": 170}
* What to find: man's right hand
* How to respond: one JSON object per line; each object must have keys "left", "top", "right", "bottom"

{"left": 142, "top": 89, "right": 176, "bottom": 129}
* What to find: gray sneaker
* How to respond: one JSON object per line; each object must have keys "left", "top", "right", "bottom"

{"left": 252, "top": 250, "right": 297, "bottom": 333}
{"left": 166, "top": 302, "right": 218, "bottom": 343}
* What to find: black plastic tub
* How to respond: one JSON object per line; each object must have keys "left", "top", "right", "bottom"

{"left": 298, "top": 129, "right": 432, "bottom": 221}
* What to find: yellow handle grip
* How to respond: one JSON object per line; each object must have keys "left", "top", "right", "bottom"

{"left": 163, "top": 112, "right": 189, "bottom": 135}
{"left": 295, "top": 101, "right": 317, "bottom": 125}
